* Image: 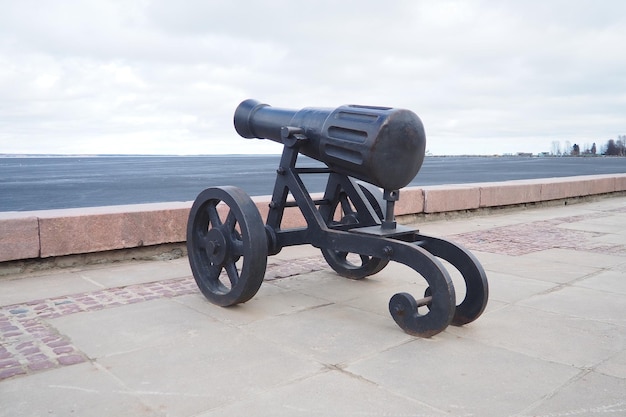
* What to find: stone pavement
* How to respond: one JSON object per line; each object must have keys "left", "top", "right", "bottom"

{"left": 1, "top": 196, "right": 625, "bottom": 417}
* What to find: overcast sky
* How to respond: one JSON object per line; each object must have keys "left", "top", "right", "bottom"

{"left": 1, "top": 0, "right": 625, "bottom": 155}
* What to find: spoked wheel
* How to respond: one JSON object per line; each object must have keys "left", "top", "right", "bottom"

{"left": 321, "top": 182, "right": 389, "bottom": 279}
{"left": 186, "top": 186, "right": 268, "bottom": 306}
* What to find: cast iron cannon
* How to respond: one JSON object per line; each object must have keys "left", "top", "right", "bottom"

{"left": 186, "top": 99, "right": 488, "bottom": 337}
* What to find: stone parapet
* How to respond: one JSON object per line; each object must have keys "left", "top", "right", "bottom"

{"left": 0, "top": 214, "right": 39, "bottom": 262}
{"left": 36, "top": 202, "right": 191, "bottom": 258}
{"left": 422, "top": 184, "right": 481, "bottom": 213}
{"left": 1, "top": 174, "right": 626, "bottom": 262}
{"left": 539, "top": 175, "right": 616, "bottom": 200}
{"left": 479, "top": 180, "right": 543, "bottom": 207}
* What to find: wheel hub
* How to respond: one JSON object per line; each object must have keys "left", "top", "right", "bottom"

{"left": 205, "top": 228, "right": 228, "bottom": 265}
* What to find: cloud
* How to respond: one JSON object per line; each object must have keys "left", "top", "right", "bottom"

{"left": 1, "top": 0, "right": 625, "bottom": 155}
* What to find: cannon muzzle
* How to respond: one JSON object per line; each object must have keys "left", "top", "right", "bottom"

{"left": 234, "top": 99, "right": 426, "bottom": 190}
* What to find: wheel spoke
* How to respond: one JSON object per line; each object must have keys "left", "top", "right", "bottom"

{"left": 224, "top": 261, "right": 239, "bottom": 288}
{"left": 224, "top": 210, "right": 237, "bottom": 230}
{"left": 231, "top": 239, "right": 244, "bottom": 257}
{"left": 207, "top": 203, "right": 222, "bottom": 227}
{"left": 207, "top": 263, "right": 222, "bottom": 281}
{"left": 195, "top": 233, "right": 210, "bottom": 250}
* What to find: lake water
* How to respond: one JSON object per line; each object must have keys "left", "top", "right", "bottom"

{"left": 1, "top": 155, "right": 625, "bottom": 212}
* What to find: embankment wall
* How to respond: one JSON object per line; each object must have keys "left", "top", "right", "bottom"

{"left": 2, "top": 174, "right": 626, "bottom": 267}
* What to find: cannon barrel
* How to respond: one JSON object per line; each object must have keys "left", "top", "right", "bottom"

{"left": 234, "top": 99, "right": 426, "bottom": 190}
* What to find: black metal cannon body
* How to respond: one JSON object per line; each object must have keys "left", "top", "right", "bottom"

{"left": 186, "top": 99, "right": 489, "bottom": 337}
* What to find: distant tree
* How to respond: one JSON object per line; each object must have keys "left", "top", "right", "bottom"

{"left": 571, "top": 143, "right": 580, "bottom": 156}
{"left": 605, "top": 139, "right": 620, "bottom": 156}
{"left": 564, "top": 140, "right": 572, "bottom": 155}
{"left": 591, "top": 143, "right": 596, "bottom": 155}
{"left": 600, "top": 136, "right": 626, "bottom": 156}
{"left": 618, "top": 137, "right": 626, "bottom": 155}
{"left": 551, "top": 141, "right": 561, "bottom": 156}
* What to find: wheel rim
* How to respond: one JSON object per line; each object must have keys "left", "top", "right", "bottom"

{"left": 187, "top": 186, "right": 267, "bottom": 306}
{"left": 321, "top": 249, "right": 388, "bottom": 279}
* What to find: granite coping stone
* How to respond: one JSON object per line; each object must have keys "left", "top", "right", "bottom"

{"left": 0, "top": 217, "right": 39, "bottom": 262}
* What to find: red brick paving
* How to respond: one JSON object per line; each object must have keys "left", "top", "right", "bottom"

{"left": 451, "top": 213, "right": 626, "bottom": 256}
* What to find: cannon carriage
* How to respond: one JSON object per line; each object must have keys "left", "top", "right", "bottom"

{"left": 186, "top": 99, "right": 488, "bottom": 337}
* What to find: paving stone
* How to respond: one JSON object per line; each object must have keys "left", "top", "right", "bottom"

{"left": 519, "top": 371, "right": 626, "bottom": 417}
{"left": 594, "top": 349, "right": 626, "bottom": 379}
{"left": 195, "top": 368, "right": 448, "bottom": 417}
{"left": 574, "top": 269, "right": 626, "bottom": 295}
{"left": 518, "top": 285, "right": 626, "bottom": 326}
{"left": 245, "top": 303, "right": 413, "bottom": 364}
{"left": 557, "top": 212, "right": 626, "bottom": 233}
{"left": 523, "top": 248, "right": 626, "bottom": 269}
{"left": 347, "top": 334, "right": 581, "bottom": 417}
{"left": 446, "top": 304, "right": 624, "bottom": 368}
{"left": 482, "top": 270, "right": 557, "bottom": 303}
{"left": 77, "top": 259, "right": 192, "bottom": 288}
{"left": 49, "top": 299, "right": 219, "bottom": 358}
{"left": 0, "top": 273, "right": 102, "bottom": 306}
{"left": 173, "top": 285, "right": 329, "bottom": 327}
{"left": 487, "top": 256, "right": 602, "bottom": 284}
{"left": 97, "top": 327, "right": 321, "bottom": 417}
{"left": 0, "top": 363, "right": 164, "bottom": 417}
